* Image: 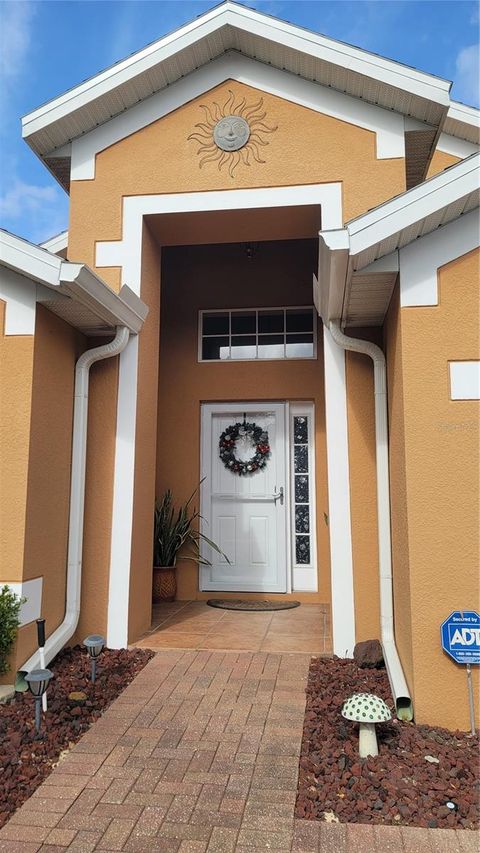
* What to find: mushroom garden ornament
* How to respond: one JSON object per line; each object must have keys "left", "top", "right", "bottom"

{"left": 341, "top": 693, "right": 392, "bottom": 758}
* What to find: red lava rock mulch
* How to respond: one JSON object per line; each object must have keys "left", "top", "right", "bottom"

{"left": 296, "top": 656, "right": 479, "bottom": 830}
{"left": 0, "top": 645, "right": 154, "bottom": 828}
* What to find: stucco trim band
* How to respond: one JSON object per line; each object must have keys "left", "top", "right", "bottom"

{"left": 399, "top": 208, "right": 480, "bottom": 307}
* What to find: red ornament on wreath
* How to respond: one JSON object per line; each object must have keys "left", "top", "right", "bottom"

{"left": 219, "top": 421, "right": 270, "bottom": 476}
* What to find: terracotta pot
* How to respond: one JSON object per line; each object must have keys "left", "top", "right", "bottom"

{"left": 152, "top": 565, "right": 177, "bottom": 603}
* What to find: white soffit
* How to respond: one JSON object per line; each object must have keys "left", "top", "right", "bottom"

{"left": 22, "top": 0, "right": 451, "bottom": 171}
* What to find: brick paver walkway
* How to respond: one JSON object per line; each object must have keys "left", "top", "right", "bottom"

{"left": 1, "top": 651, "right": 478, "bottom": 852}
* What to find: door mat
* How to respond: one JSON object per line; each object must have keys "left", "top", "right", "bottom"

{"left": 206, "top": 599, "right": 301, "bottom": 611}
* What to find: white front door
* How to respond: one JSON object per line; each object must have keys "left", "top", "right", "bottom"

{"left": 200, "top": 403, "right": 287, "bottom": 592}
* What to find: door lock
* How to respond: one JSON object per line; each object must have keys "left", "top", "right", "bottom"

{"left": 273, "top": 486, "right": 284, "bottom": 505}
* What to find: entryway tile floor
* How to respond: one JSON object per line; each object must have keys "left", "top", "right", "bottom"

{"left": 3, "top": 650, "right": 477, "bottom": 851}
{"left": 134, "top": 601, "right": 332, "bottom": 655}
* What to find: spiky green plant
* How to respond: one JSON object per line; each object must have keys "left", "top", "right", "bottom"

{"left": 154, "top": 482, "right": 229, "bottom": 567}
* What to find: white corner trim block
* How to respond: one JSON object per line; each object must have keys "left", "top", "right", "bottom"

{"left": 5, "top": 578, "right": 43, "bottom": 626}
{"left": 322, "top": 325, "right": 356, "bottom": 657}
{"left": 436, "top": 133, "right": 479, "bottom": 159}
{"left": 399, "top": 208, "right": 480, "bottom": 307}
{"left": 449, "top": 361, "right": 480, "bottom": 400}
{"left": 0, "top": 267, "right": 37, "bottom": 335}
{"left": 69, "top": 54, "right": 404, "bottom": 180}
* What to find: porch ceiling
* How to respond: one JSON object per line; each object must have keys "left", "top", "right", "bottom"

{"left": 146, "top": 204, "right": 322, "bottom": 246}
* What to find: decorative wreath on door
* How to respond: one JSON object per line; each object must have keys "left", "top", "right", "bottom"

{"left": 219, "top": 420, "right": 270, "bottom": 475}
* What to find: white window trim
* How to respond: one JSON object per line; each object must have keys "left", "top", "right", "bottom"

{"left": 290, "top": 402, "right": 318, "bottom": 593}
{"left": 198, "top": 306, "right": 317, "bottom": 363}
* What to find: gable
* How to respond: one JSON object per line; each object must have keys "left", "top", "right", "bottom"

{"left": 68, "top": 79, "right": 407, "bottom": 274}
{"left": 24, "top": 0, "right": 455, "bottom": 191}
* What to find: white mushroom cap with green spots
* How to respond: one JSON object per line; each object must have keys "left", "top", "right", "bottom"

{"left": 341, "top": 693, "right": 392, "bottom": 723}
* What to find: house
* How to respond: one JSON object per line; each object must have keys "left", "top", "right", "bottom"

{"left": 0, "top": 1, "right": 478, "bottom": 731}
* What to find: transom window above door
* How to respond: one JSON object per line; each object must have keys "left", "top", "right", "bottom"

{"left": 199, "top": 307, "right": 316, "bottom": 362}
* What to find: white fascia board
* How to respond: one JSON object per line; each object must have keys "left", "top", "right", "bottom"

{"left": 40, "top": 230, "right": 68, "bottom": 255}
{"left": 69, "top": 54, "right": 405, "bottom": 181}
{"left": 447, "top": 101, "right": 480, "bottom": 141}
{"left": 347, "top": 153, "right": 480, "bottom": 258}
{"left": 59, "top": 263, "right": 148, "bottom": 334}
{"left": 22, "top": 5, "right": 230, "bottom": 138}
{"left": 22, "top": 1, "right": 450, "bottom": 143}
{"left": 317, "top": 229, "right": 350, "bottom": 323}
{"left": 1, "top": 229, "right": 62, "bottom": 286}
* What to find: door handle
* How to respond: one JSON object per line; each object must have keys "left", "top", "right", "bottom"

{"left": 273, "top": 486, "right": 284, "bottom": 505}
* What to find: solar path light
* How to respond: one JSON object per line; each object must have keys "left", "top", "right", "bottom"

{"left": 36, "top": 618, "right": 47, "bottom": 712}
{"left": 84, "top": 635, "right": 105, "bottom": 683}
{"left": 25, "top": 669, "right": 53, "bottom": 735}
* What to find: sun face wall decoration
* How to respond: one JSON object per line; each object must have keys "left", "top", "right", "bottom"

{"left": 187, "top": 90, "right": 278, "bottom": 178}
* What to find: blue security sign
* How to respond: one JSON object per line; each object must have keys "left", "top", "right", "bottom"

{"left": 441, "top": 611, "right": 480, "bottom": 665}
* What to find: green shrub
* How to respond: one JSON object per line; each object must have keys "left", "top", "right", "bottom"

{"left": 0, "top": 585, "right": 24, "bottom": 675}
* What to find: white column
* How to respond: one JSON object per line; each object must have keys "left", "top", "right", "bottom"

{"left": 323, "top": 325, "right": 356, "bottom": 656}
{"left": 106, "top": 335, "right": 139, "bottom": 648}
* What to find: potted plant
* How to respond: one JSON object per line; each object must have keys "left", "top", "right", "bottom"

{"left": 153, "top": 483, "right": 228, "bottom": 602}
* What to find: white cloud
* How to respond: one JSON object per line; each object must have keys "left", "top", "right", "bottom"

{"left": 0, "top": 1, "right": 36, "bottom": 130}
{"left": 454, "top": 43, "right": 480, "bottom": 106}
{"left": 0, "top": 179, "right": 56, "bottom": 218}
{"left": 0, "top": 179, "right": 68, "bottom": 243}
{"left": 0, "top": 2, "right": 36, "bottom": 81}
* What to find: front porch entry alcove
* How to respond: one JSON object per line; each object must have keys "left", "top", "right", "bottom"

{"left": 146, "top": 202, "right": 332, "bottom": 651}
{"left": 96, "top": 185, "right": 348, "bottom": 653}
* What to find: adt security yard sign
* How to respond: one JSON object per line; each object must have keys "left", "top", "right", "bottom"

{"left": 441, "top": 611, "right": 480, "bottom": 665}
{"left": 441, "top": 610, "right": 479, "bottom": 735}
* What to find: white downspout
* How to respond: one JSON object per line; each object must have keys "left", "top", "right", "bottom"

{"left": 328, "top": 321, "right": 413, "bottom": 721}
{"left": 21, "top": 326, "right": 130, "bottom": 673}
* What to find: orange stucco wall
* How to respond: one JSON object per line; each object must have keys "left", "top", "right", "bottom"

{"left": 426, "top": 149, "right": 460, "bottom": 179}
{"left": 384, "top": 286, "right": 415, "bottom": 692}
{"left": 156, "top": 239, "right": 331, "bottom": 603}
{"left": 0, "top": 301, "right": 34, "bottom": 587}
{"left": 387, "top": 250, "right": 480, "bottom": 730}
{"left": 345, "top": 331, "right": 383, "bottom": 643}
{"left": 74, "top": 352, "right": 119, "bottom": 644}
{"left": 16, "top": 307, "right": 86, "bottom": 669}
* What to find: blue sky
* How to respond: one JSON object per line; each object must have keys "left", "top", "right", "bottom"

{"left": 0, "top": 0, "right": 478, "bottom": 244}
